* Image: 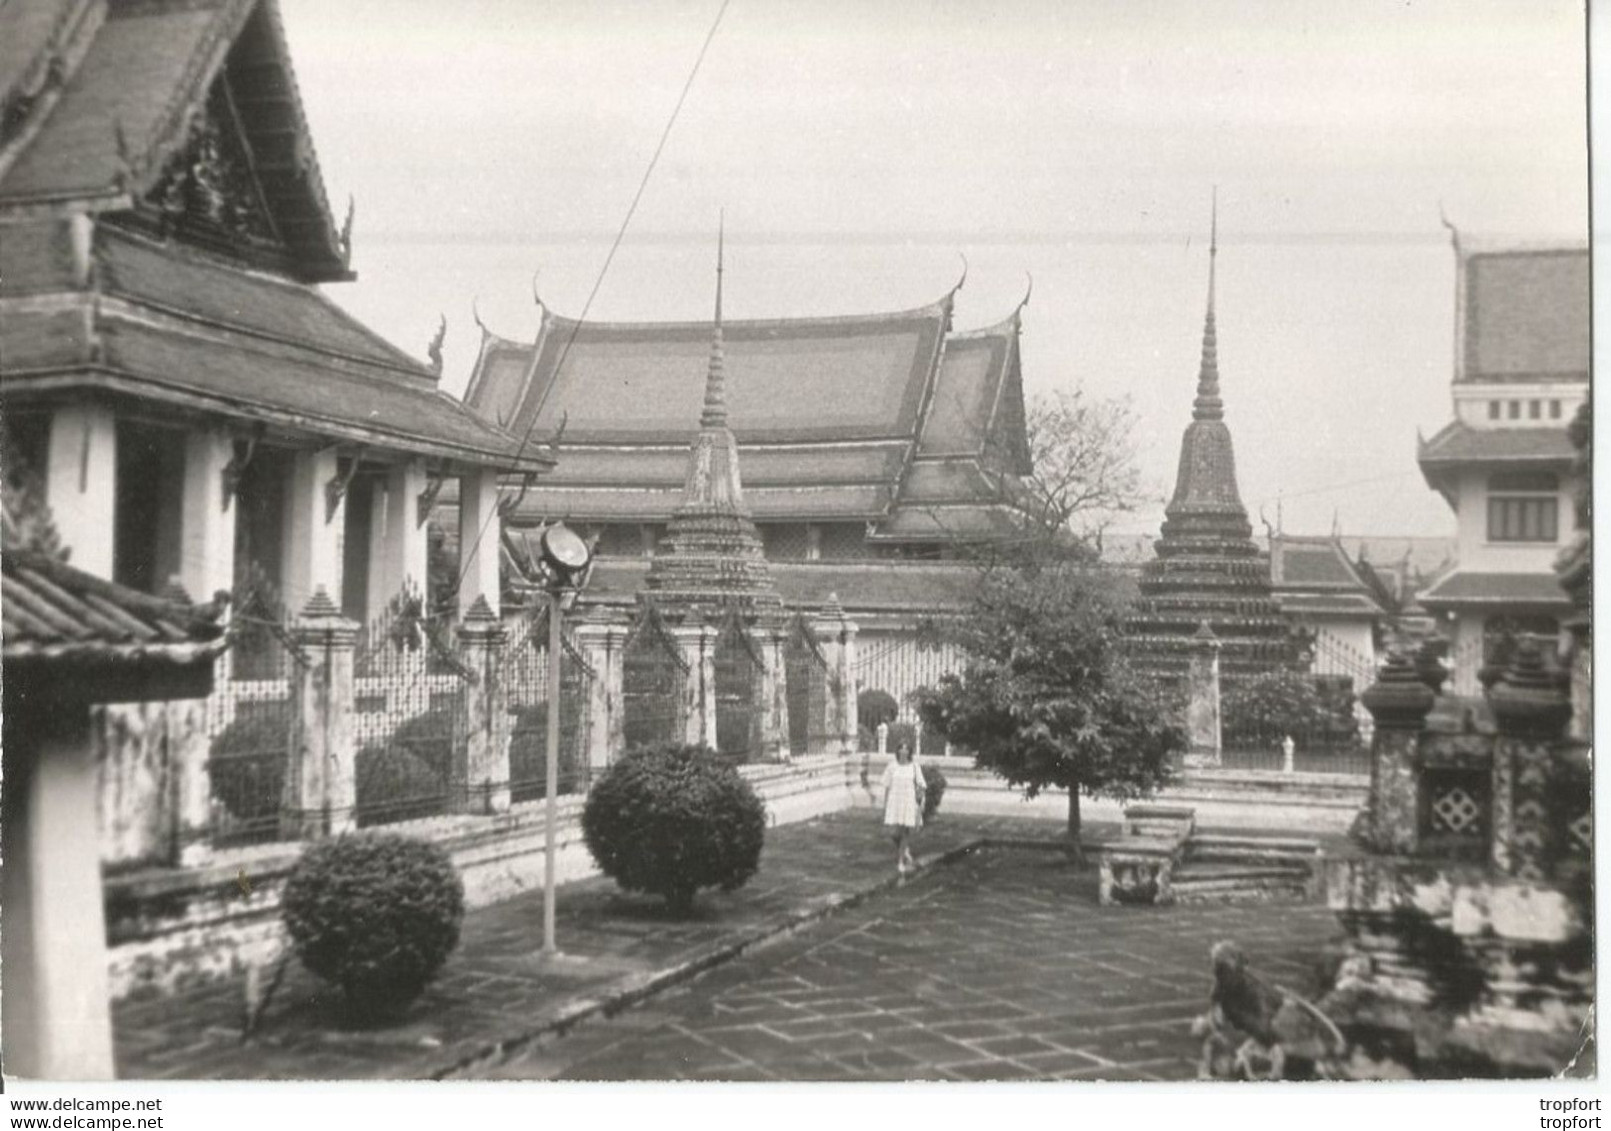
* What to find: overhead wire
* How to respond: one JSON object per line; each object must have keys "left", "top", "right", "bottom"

{"left": 453, "top": 0, "right": 734, "bottom": 595}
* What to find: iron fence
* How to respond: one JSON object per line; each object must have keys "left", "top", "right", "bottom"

{"left": 504, "top": 608, "right": 591, "bottom": 803}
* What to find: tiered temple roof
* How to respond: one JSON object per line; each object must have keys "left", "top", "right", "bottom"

{"left": 638, "top": 228, "right": 784, "bottom": 621}
{"left": 0, "top": 0, "right": 549, "bottom": 474}
{"left": 1125, "top": 210, "right": 1306, "bottom": 680}
{"left": 462, "top": 276, "right": 1034, "bottom": 542}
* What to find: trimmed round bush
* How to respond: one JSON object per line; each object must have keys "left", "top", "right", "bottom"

{"left": 354, "top": 705, "right": 456, "bottom": 825}
{"left": 920, "top": 762, "right": 948, "bottom": 824}
{"left": 281, "top": 832, "right": 464, "bottom": 1017}
{"left": 582, "top": 742, "right": 766, "bottom": 914}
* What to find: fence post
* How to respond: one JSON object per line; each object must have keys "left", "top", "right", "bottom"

{"left": 814, "top": 594, "right": 858, "bottom": 757}
{"left": 1183, "top": 623, "right": 1222, "bottom": 768}
{"left": 1487, "top": 644, "right": 1571, "bottom": 880}
{"left": 282, "top": 589, "right": 359, "bottom": 840}
{"left": 671, "top": 622, "right": 718, "bottom": 749}
{"left": 1358, "top": 652, "right": 1435, "bottom": 854}
{"left": 574, "top": 616, "right": 624, "bottom": 781}
{"left": 457, "top": 596, "right": 509, "bottom": 815}
{"left": 755, "top": 622, "right": 791, "bottom": 762}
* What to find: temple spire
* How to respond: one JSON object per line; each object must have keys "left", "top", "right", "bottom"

{"left": 700, "top": 214, "right": 728, "bottom": 429}
{"left": 1193, "top": 188, "right": 1224, "bottom": 422}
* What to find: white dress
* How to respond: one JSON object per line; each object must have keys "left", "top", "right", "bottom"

{"left": 881, "top": 760, "right": 923, "bottom": 829}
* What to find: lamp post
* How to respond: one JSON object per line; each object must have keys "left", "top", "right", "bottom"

{"left": 533, "top": 522, "right": 592, "bottom": 955}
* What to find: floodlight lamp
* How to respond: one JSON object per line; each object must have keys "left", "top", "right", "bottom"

{"left": 539, "top": 522, "right": 592, "bottom": 591}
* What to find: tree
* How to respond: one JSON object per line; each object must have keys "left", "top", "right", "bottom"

{"left": 987, "top": 388, "right": 1148, "bottom": 549}
{"left": 1221, "top": 670, "right": 1351, "bottom": 750}
{"left": 913, "top": 558, "right": 1183, "bottom": 860}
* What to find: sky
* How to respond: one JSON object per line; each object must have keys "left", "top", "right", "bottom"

{"left": 279, "top": 0, "right": 1589, "bottom": 539}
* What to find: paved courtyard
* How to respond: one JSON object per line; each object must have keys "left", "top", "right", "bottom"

{"left": 114, "top": 810, "right": 1342, "bottom": 1081}
{"left": 461, "top": 840, "right": 1342, "bottom": 1082}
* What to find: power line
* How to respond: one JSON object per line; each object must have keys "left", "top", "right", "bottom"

{"left": 1252, "top": 470, "right": 1423, "bottom": 506}
{"left": 454, "top": 0, "right": 733, "bottom": 595}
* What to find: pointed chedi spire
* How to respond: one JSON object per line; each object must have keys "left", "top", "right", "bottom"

{"left": 645, "top": 216, "right": 784, "bottom": 622}
{"left": 701, "top": 213, "right": 728, "bottom": 429}
{"left": 1125, "top": 189, "right": 1304, "bottom": 684}
{"left": 1193, "top": 187, "right": 1224, "bottom": 422}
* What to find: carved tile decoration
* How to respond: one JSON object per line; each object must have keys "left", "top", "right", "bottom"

{"left": 1430, "top": 786, "right": 1481, "bottom": 836}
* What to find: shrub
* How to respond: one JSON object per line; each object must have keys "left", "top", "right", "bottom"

{"left": 857, "top": 688, "right": 899, "bottom": 733}
{"left": 1222, "top": 671, "right": 1353, "bottom": 748}
{"left": 355, "top": 705, "right": 457, "bottom": 825}
{"left": 208, "top": 703, "right": 290, "bottom": 829}
{"left": 582, "top": 742, "right": 766, "bottom": 914}
{"left": 281, "top": 832, "right": 464, "bottom": 1016}
{"left": 886, "top": 720, "right": 917, "bottom": 755}
{"left": 920, "top": 762, "right": 948, "bottom": 824}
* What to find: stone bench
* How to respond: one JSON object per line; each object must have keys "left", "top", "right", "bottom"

{"left": 1095, "top": 804, "right": 1198, "bottom": 906}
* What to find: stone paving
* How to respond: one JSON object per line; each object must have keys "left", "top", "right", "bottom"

{"left": 461, "top": 843, "right": 1342, "bottom": 1082}
{"left": 113, "top": 809, "right": 1343, "bottom": 1081}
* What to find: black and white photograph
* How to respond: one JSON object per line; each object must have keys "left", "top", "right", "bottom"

{"left": 0, "top": 0, "right": 1595, "bottom": 1110}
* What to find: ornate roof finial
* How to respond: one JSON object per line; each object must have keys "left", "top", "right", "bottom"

{"left": 427, "top": 313, "right": 447, "bottom": 376}
{"left": 699, "top": 212, "right": 728, "bottom": 429}
{"left": 1192, "top": 187, "right": 1224, "bottom": 422}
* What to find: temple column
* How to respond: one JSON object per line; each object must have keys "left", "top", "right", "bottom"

{"left": 1183, "top": 623, "right": 1223, "bottom": 768}
{"left": 44, "top": 403, "right": 117, "bottom": 578}
{"left": 457, "top": 468, "right": 501, "bottom": 619}
{"left": 1358, "top": 653, "right": 1436, "bottom": 854}
{"left": 1487, "top": 646, "right": 1572, "bottom": 881}
{"left": 368, "top": 458, "right": 430, "bottom": 612}
{"left": 755, "top": 623, "right": 790, "bottom": 762}
{"left": 574, "top": 617, "right": 626, "bottom": 779}
{"left": 281, "top": 590, "right": 358, "bottom": 839}
{"left": 456, "top": 597, "right": 510, "bottom": 814}
{"left": 281, "top": 447, "right": 344, "bottom": 615}
{"left": 170, "top": 426, "right": 239, "bottom": 867}
{"left": 671, "top": 623, "right": 718, "bottom": 749}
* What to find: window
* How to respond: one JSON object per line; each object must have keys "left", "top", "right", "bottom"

{"left": 1550, "top": 400, "right": 1563, "bottom": 420}
{"left": 1528, "top": 400, "right": 1541, "bottom": 420}
{"left": 1488, "top": 401, "right": 1501, "bottom": 420}
{"left": 1507, "top": 401, "right": 1521, "bottom": 420}
{"left": 1486, "top": 472, "right": 1559, "bottom": 542}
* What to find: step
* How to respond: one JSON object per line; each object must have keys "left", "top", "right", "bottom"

{"left": 1172, "top": 878, "right": 1313, "bottom": 904}
{"left": 1189, "top": 833, "right": 1321, "bottom": 854}
{"left": 1172, "top": 870, "right": 1308, "bottom": 889}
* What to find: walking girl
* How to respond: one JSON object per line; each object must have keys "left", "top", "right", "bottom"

{"left": 880, "top": 739, "right": 925, "bottom": 876}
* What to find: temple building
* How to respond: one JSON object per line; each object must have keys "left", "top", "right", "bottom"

{"left": 1267, "top": 534, "right": 1389, "bottom": 682}
{"left": 1415, "top": 237, "right": 1588, "bottom": 696}
{"left": 1124, "top": 214, "right": 1307, "bottom": 683}
{"left": 460, "top": 263, "right": 1039, "bottom": 744}
{"left": 0, "top": 0, "right": 551, "bottom": 873}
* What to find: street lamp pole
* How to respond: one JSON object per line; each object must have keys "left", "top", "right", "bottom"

{"left": 527, "top": 521, "right": 592, "bottom": 958}
{"left": 543, "top": 584, "right": 562, "bottom": 953}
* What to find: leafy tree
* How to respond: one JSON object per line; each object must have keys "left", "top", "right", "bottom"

{"left": 914, "top": 558, "right": 1183, "bottom": 860}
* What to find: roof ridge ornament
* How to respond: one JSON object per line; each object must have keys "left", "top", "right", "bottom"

{"left": 339, "top": 195, "right": 355, "bottom": 267}
{"left": 427, "top": 313, "right": 447, "bottom": 376}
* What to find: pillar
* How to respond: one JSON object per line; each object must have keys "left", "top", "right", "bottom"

{"left": 815, "top": 596, "right": 858, "bottom": 757}
{"left": 171, "top": 426, "right": 239, "bottom": 867}
{"left": 457, "top": 468, "right": 501, "bottom": 619}
{"left": 44, "top": 403, "right": 117, "bottom": 578}
{"left": 281, "top": 447, "right": 344, "bottom": 615}
{"left": 671, "top": 623, "right": 718, "bottom": 749}
{"left": 1358, "top": 652, "right": 1436, "bottom": 855}
{"left": 1487, "top": 645, "right": 1572, "bottom": 880}
{"left": 574, "top": 618, "right": 625, "bottom": 778}
{"left": 1183, "top": 623, "right": 1222, "bottom": 768}
{"left": 456, "top": 596, "right": 510, "bottom": 814}
{"left": 1, "top": 708, "right": 116, "bottom": 1079}
{"left": 755, "top": 623, "right": 791, "bottom": 762}
{"left": 369, "top": 458, "right": 430, "bottom": 614}
{"left": 281, "top": 589, "right": 359, "bottom": 839}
